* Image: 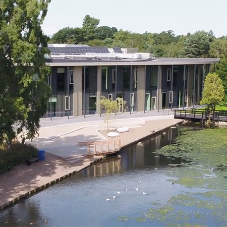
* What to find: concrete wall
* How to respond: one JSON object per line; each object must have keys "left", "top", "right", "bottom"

{"left": 96, "top": 66, "right": 101, "bottom": 114}
{"left": 137, "top": 66, "right": 145, "bottom": 112}
{"left": 187, "top": 65, "right": 194, "bottom": 107}
{"left": 157, "top": 66, "right": 162, "bottom": 110}
{"left": 73, "top": 66, "right": 82, "bottom": 116}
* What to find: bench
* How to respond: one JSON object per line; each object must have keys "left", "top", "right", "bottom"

{"left": 26, "top": 157, "right": 39, "bottom": 166}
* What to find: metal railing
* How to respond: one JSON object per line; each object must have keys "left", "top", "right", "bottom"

{"left": 174, "top": 109, "right": 227, "bottom": 122}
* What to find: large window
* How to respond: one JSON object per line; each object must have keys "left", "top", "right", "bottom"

{"left": 102, "top": 67, "right": 108, "bottom": 91}
{"left": 123, "top": 66, "right": 130, "bottom": 90}
{"left": 151, "top": 66, "right": 158, "bottom": 87}
{"left": 112, "top": 69, "right": 116, "bottom": 83}
{"left": 82, "top": 67, "right": 90, "bottom": 91}
{"left": 57, "top": 68, "right": 65, "bottom": 91}
{"left": 173, "top": 66, "right": 178, "bottom": 87}
{"left": 134, "top": 68, "right": 138, "bottom": 89}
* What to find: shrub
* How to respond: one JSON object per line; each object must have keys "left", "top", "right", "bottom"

{"left": 0, "top": 143, "right": 38, "bottom": 174}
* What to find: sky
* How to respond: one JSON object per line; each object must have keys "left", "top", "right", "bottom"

{"left": 42, "top": 0, "right": 227, "bottom": 38}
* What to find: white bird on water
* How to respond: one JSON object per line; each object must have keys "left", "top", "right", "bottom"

{"left": 113, "top": 196, "right": 116, "bottom": 199}
{"left": 143, "top": 192, "right": 147, "bottom": 195}
{"left": 135, "top": 188, "right": 139, "bottom": 191}
{"left": 117, "top": 191, "right": 120, "bottom": 194}
{"left": 125, "top": 188, "right": 128, "bottom": 191}
{"left": 106, "top": 198, "right": 110, "bottom": 201}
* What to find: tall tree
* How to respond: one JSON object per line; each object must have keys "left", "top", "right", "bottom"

{"left": 200, "top": 73, "right": 224, "bottom": 124}
{"left": 215, "top": 58, "right": 227, "bottom": 103}
{"left": 184, "top": 30, "right": 214, "bottom": 58}
{"left": 209, "top": 39, "right": 227, "bottom": 58}
{"left": 96, "top": 26, "right": 117, "bottom": 40}
{"left": 82, "top": 15, "right": 100, "bottom": 42}
{"left": 0, "top": 0, "right": 51, "bottom": 143}
{"left": 49, "top": 27, "right": 84, "bottom": 44}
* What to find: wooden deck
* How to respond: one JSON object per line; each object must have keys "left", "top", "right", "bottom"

{"left": 78, "top": 138, "right": 122, "bottom": 156}
{"left": 174, "top": 109, "right": 227, "bottom": 122}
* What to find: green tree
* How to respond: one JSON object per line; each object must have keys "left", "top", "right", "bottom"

{"left": 200, "top": 73, "right": 224, "bottom": 124}
{"left": 153, "top": 30, "right": 177, "bottom": 46}
{"left": 97, "top": 96, "right": 118, "bottom": 130}
{"left": 49, "top": 27, "right": 84, "bottom": 44}
{"left": 96, "top": 26, "right": 117, "bottom": 40}
{"left": 209, "top": 38, "right": 227, "bottom": 58}
{"left": 87, "top": 39, "right": 105, "bottom": 47}
{"left": 215, "top": 58, "right": 227, "bottom": 103}
{"left": 82, "top": 15, "right": 100, "bottom": 42}
{"left": 0, "top": 0, "right": 51, "bottom": 144}
{"left": 184, "top": 31, "right": 214, "bottom": 58}
{"left": 113, "top": 30, "right": 132, "bottom": 47}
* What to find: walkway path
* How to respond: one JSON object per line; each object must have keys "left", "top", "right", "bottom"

{"left": 0, "top": 112, "right": 182, "bottom": 210}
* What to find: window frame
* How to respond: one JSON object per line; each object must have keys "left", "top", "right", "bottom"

{"left": 112, "top": 69, "right": 116, "bottom": 83}
{"left": 167, "top": 68, "right": 171, "bottom": 81}
{"left": 169, "top": 91, "right": 173, "bottom": 103}
{"left": 65, "top": 96, "right": 70, "bottom": 110}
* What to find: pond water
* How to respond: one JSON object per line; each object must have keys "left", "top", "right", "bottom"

{"left": 1, "top": 127, "right": 227, "bottom": 227}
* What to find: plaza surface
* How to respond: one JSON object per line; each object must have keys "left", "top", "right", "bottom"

{"left": 0, "top": 110, "right": 182, "bottom": 209}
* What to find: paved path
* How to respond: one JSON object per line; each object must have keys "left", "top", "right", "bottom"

{"left": 31, "top": 115, "right": 175, "bottom": 159}
{"left": 0, "top": 112, "right": 182, "bottom": 210}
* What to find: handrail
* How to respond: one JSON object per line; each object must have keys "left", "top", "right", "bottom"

{"left": 87, "top": 138, "right": 122, "bottom": 156}
{"left": 174, "top": 109, "right": 227, "bottom": 122}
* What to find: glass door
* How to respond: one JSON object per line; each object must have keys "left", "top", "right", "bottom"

{"left": 151, "top": 97, "right": 156, "bottom": 110}
{"left": 145, "top": 93, "right": 151, "bottom": 111}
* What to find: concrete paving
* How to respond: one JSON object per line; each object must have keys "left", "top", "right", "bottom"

{"left": 0, "top": 111, "right": 182, "bottom": 210}
{"left": 31, "top": 114, "right": 175, "bottom": 159}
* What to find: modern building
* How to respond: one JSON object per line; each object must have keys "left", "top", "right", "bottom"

{"left": 44, "top": 44, "right": 219, "bottom": 117}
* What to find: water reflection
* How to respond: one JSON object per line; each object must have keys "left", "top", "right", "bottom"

{"left": 78, "top": 127, "right": 179, "bottom": 179}
{"left": 0, "top": 127, "right": 180, "bottom": 227}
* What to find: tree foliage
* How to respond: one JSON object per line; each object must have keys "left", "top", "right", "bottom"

{"left": 97, "top": 96, "right": 119, "bottom": 130}
{"left": 200, "top": 73, "right": 224, "bottom": 113}
{"left": 184, "top": 31, "right": 214, "bottom": 58}
{"left": 0, "top": 0, "right": 51, "bottom": 144}
{"left": 209, "top": 39, "right": 227, "bottom": 58}
{"left": 82, "top": 15, "right": 100, "bottom": 42}
{"left": 215, "top": 58, "right": 227, "bottom": 103}
{"left": 50, "top": 27, "right": 83, "bottom": 44}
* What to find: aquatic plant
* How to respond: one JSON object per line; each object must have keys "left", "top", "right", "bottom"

{"left": 155, "top": 128, "right": 227, "bottom": 170}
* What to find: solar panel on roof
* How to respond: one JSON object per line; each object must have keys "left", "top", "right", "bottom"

{"left": 113, "top": 47, "right": 122, "bottom": 53}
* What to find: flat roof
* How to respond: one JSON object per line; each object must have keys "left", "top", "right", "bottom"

{"left": 45, "top": 58, "right": 220, "bottom": 67}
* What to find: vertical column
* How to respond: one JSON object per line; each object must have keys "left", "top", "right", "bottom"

{"left": 115, "top": 66, "right": 117, "bottom": 100}
{"left": 67, "top": 66, "right": 70, "bottom": 119}
{"left": 96, "top": 66, "right": 102, "bottom": 114}
{"left": 197, "top": 66, "right": 201, "bottom": 104}
{"left": 144, "top": 65, "right": 147, "bottom": 113}
{"left": 73, "top": 66, "right": 82, "bottom": 116}
{"left": 50, "top": 73, "right": 52, "bottom": 120}
{"left": 157, "top": 65, "right": 162, "bottom": 111}
{"left": 171, "top": 65, "right": 174, "bottom": 110}
{"left": 137, "top": 65, "right": 145, "bottom": 112}
{"left": 202, "top": 64, "right": 205, "bottom": 89}
{"left": 187, "top": 65, "right": 194, "bottom": 107}
{"left": 193, "top": 65, "right": 196, "bottom": 108}
{"left": 130, "top": 65, "right": 132, "bottom": 114}
{"left": 183, "top": 65, "right": 186, "bottom": 109}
